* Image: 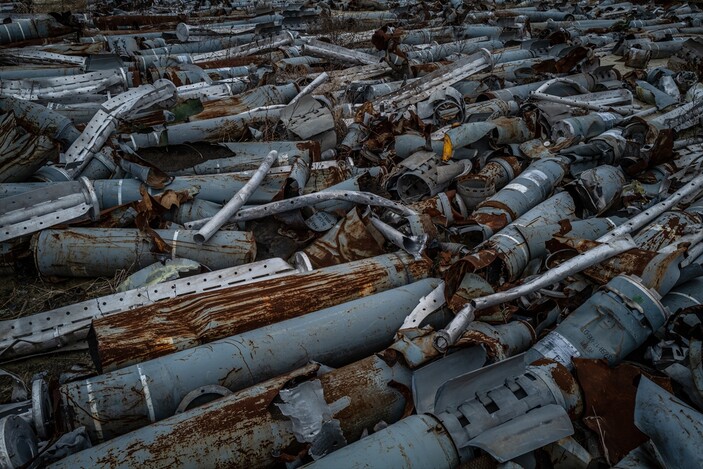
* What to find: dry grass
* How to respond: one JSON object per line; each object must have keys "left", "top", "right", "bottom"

{"left": 0, "top": 270, "right": 128, "bottom": 402}
{"left": 0, "top": 271, "right": 128, "bottom": 322}
{"left": 26, "top": 0, "right": 87, "bottom": 13}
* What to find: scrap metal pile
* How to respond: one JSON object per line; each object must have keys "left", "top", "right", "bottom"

{"left": 2, "top": 0, "right": 703, "bottom": 467}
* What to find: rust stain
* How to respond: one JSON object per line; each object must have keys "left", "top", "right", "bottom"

{"left": 91, "top": 255, "right": 432, "bottom": 371}
{"left": 456, "top": 329, "right": 505, "bottom": 360}
{"left": 303, "top": 208, "right": 386, "bottom": 268}
{"left": 573, "top": 358, "right": 672, "bottom": 462}
{"left": 321, "top": 355, "right": 410, "bottom": 442}
{"left": 94, "top": 363, "right": 319, "bottom": 468}
{"left": 196, "top": 56, "right": 266, "bottom": 69}
{"left": 93, "top": 15, "right": 185, "bottom": 30}
{"left": 296, "top": 141, "right": 321, "bottom": 163}
{"left": 531, "top": 358, "right": 583, "bottom": 419}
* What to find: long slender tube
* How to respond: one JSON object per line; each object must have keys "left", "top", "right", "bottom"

{"left": 194, "top": 150, "right": 278, "bottom": 244}
{"left": 598, "top": 173, "right": 703, "bottom": 242}
{"left": 434, "top": 236, "right": 637, "bottom": 351}
{"left": 287, "top": 72, "right": 329, "bottom": 108}
{"left": 184, "top": 190, "right": 417, "bottom": 229}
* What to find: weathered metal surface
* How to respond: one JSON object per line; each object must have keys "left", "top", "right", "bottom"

{"left": 0, "top": 1, "right": 702, "bottom": 466}
{"left": 195, "top": 150, "right": 278, "bottom": 244}
{"left": 64, "top": 80, "right": 177, "bottom": 176}
{"left": 572, "top": 359, "right": 673, "bottom": 462}
{"left": 634, "top": 377, "right": 703, "bottom": 469}
{"left": 60, "top": 278, "right": 442, "bottom": 442}
{"left": 301, "top": 207, "right": 386, "bottom": 268}
{"left": 526, "top": 275, "right": 668, "bottom": 369}
{"left": 0, "top": 177, "right": 99, "bottom": 242}
{"left": 305, "top": 414, "right": 458, "bottom": 469}
{"left": 435, "top": 237, "right": 637, "bottom": 352}
{"left": 0, "top": 258, "right": 297, "bottom": 360}
{"left": 90, "top": 252, "right": 430, "bottom": 371}
{"left": 33, "top": 228, "right": 257, "bottom": 277}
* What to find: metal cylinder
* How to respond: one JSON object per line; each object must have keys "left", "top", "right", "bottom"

{"left": 0, "top": 415, "right": 38, "bottom": 468}
{"left": 90, "top": 252, "right": 431, "bottom": 371}
{"left": 526, "top": 275, "right": 668, "bottom": 369}
{"left": 389, "top": 151, "right": 469, "bottom": 203}
{"left": 33, "top": 228, "right": 256, "bottom": 277}
{"left": 456, "top": 156, "right": 521, "bottom": 210}
{"left": 94, "top": 170, "right": 295, "bottom": 208}
{"left": 51, "top": 353, "right": 419, "bottom": 469}
{"left": 60, "top": 278, "right": 442, "bottom": 442}
{"left": 552, "top": 112, "right": 621, "bottom": 142}
{"left": 464, "top": 157, "right": 569, "bottom": 242}
{"left": 487, "top": 191, "right": 578, "bottom": 281}
{"left": 167, "top": 141, "right": 316, "bottom": 176}
{"left": 661, "top": 277, "right": 703, "bottom": 313}
{"left": 307, "top": 414, "right": 458, "bottom": 469}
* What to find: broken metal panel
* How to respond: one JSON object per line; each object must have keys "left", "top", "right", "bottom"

{"left": 89, "top": 252, "right": 431, "bottom": 372}
{"left": 0, "top": 69, "right": 127, "bottom": 102}
{"left": 0, "top": 177, "right": 99, "bottom": 242}
{"left": 63, "top": 80, "right": 178, "bottom": 176}
{"left": 466, "top": 404, "right": 574, "bottom": 463}
{"left": 60, "top": 278, "right": 442, "bottom": 442}
{"left": 571, "top": 359, "right": 674, "bottom": 463}
{"left": 413, "top": 347, "right": 488, "bottom": 415}
{"left": 0, "top": 112, "right": 57, "bottom": 183}
{"left": 32, "top": 228, "right": 257, "bottom": 278}
{"left": 301, "top": 207, "right": 386, "bottom": 268}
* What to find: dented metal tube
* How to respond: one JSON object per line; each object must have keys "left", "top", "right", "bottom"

{"left": 33, "top": 228, "right": 256, "bottom": 278}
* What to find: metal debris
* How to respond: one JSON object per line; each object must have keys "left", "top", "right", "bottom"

{"left": 0, "top": 1, "right": 701, "bottom": 468}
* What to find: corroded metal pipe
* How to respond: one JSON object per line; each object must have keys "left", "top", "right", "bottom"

{"left": 434, "top": 236, "right": 637, "bottom": 351}
{"left": 89, "top": 252, "right": 431, "bottom": 372}
{"left": 33, "top": 228, "right": 256, "bottom": 278}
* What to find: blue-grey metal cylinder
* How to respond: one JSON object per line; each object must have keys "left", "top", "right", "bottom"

{"left": 59, "top": 278, "right": 442, "bottom": 442}
{"left": 305, "top": 414, "right": 458, "bottom": 469}
{"left": 526, "top": 275, "right": 668, "bottom": 368}
{"left": 33, "top": 228, "right": 256, "bottom": 277}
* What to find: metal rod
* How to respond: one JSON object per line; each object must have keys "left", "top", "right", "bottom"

{"left": 531, "top": 92, "right": 635, "bottom": 116}
{"left": 598, "top": 173, "right": 703, "bottom": 243}
{"left": 195, "top": 150, "right": 278, "bottom": 244}
{"left": 184, "top": 190, "right": 418, "bottom": 229}
{"left": 287, "top": 72, "right": 329, "bottom": 108}
{"left": 434, "top": 236, "right": 637, "bottom": 351}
